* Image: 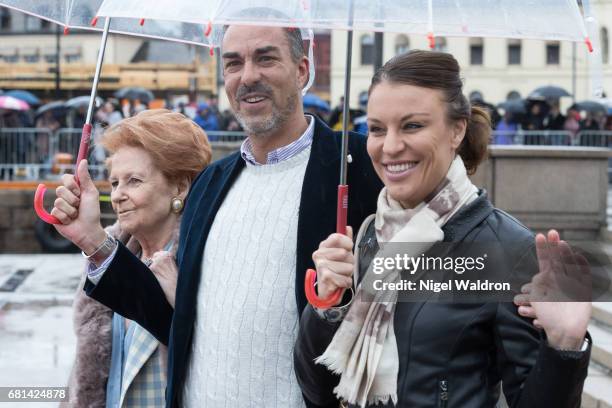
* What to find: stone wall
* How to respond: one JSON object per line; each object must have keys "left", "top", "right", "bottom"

{"left": 0, "top": 189, "right": 41, "bottom": 252}
{"left": 470, "top": 146, "right": 611, "bottom": 240}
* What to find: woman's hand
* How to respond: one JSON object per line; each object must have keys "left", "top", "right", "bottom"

{"left": 312, "top": 227, "right": 354, "bottom": 306}
{"left": 517, "top": 230, "right": 591, "bottom": 351}
{"left": 51, "top": 160, "right": 106, "bottom": 254}
{"left": 149, "top": 251, "right": 178, "bottom": 308}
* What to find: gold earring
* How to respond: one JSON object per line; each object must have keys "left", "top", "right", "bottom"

{"left": 171, "top": 197, "right": 184, "bottom": 213}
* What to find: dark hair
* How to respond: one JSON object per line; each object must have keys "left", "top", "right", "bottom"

{"left": 222, "top": 7, "right": 305, "bottom": 63}
{"left": 369, "top": 50, "right": 491, "bottom": 174}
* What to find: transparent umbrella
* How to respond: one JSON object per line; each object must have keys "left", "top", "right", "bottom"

{"left": 81, "top": 0, "right": 601, "bottom": 308}
{"left": 0, "top": 0, "right": 217, "bottom": 45}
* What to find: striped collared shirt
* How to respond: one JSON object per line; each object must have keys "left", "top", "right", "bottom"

{"left": 240, "top": 115, "right": 314, "bottom": 165}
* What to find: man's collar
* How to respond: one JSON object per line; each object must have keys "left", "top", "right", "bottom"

{"left": 240, "top": 115, "right": 315, "bottom": 166}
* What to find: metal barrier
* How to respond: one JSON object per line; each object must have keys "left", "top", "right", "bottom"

{"left": 205, "top": 130, "right": 247, "bottom": 142}
{"left": 577, "top": 131, "right": 612, "bottom": 148}
{"left": 492, "top": 130, "right": 574, "bottom": 146}
{"left": 1, "top": 127, "right": 611, "bottom": 181}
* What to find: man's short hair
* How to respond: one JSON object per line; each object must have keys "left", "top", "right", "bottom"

{"left": 221, "top": 7, "right": 305, "bottom": 63}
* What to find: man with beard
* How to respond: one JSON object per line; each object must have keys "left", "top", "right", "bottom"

{"left": 68, "top": 24, "right": 382, "bottom": 408}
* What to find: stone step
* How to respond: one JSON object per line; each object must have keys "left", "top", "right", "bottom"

{"left": 593, "top": 303, "right": 612, "bottom": 328}
{"left": 583, "top": 366, "right": 612, "bottom": 408}
{"left": 589, "top": 324, "right": 612, "bottom": 374}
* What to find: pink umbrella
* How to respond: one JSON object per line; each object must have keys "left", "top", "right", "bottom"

{"left": 0, "top": 95, "right": 30, "bottom": 111}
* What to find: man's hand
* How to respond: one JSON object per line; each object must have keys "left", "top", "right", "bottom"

{"left": 51, "top": 159, "right": 106, "bottom": 254}
{"left": 312, "top": 227, "right": 354, "bottom": 306}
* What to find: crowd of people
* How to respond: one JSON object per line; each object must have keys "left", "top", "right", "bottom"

{"left": 493, "top": 99, "right": 612, "bottom": 145}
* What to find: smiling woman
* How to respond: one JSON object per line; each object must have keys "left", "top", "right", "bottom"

{"left": 294, "top": 51, "right": 592, "bottom": 408}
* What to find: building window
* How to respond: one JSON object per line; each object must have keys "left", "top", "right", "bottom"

{"left": 0, "top": 8, "right": 10, "bottom": 30}
{"left": 65, "top": 53, "right": 81, "bottom": 63}
{"left": 508, "top": 40, "right": 521, "bottom": 65}
{"left": 602, "top": 27, "right": 609, "bottom": 64}
{"left": 24, "top": 54, "right": 40, "bottom": 63}
{"left": 546, "top": 42, "right": 560, "bottom": 65}
{"left": 469, "top": 38, "right": 483, "bottom": 65}
{"left": 395, "top": 34, "right": 409, "bottom": 55}
{"left": 433, "top": 37, "right": 447, "bottom": 53}
{"left": 44, "top": 54, "right": 57, "bottom": 63}
{"left": 360, "top": 34, "right": 374, "bottom": 65}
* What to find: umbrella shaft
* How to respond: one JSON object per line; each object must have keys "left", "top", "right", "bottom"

{"left": 340, "top": 30, "right": 353, "bottom": 186}
{"left": 86, "top": 17, "right": 111, "bottom": 125}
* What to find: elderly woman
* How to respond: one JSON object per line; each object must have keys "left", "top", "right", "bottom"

{"left": 57, "top": 109, "right": 211, "bottom": 407}
{"left": 294, "top": 51, "right": 591, "bottom": 408}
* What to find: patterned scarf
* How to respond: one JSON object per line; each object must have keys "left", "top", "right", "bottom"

{"left": 315, "top": 156, "right": 478, "bottom": 407}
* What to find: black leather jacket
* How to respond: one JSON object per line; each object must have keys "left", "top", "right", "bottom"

{"left": 295, "top": 192, "right": 590, "bottom": 408}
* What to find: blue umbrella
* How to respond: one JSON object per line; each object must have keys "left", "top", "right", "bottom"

{"left": 303, "top": 93, "right": 330, "bottom": 112}
{"left": 5, "top": 90, "right": 41, "bottom": 106}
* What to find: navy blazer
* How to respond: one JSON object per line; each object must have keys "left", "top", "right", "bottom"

{"left": 85, "top": 117, "right": 382, "bottom": 407}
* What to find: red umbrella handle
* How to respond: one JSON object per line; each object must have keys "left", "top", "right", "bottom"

{"left": 34, "top": 124, "right": 92, "bottom": 225}
{"left": 305, "top": 185, "right": 348, "bottom": 309}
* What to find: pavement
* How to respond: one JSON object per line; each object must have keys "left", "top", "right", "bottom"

{"left": 0, "top": 254, "right": 82, "bottom": 408}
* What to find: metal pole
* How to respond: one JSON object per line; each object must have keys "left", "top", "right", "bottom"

{"left": 85, "top": 17, "right": 111, "bottom": 125}
{"left": 374, "top": 32, "right": 384, "bottom": 73}
{"left": 55, "top": 24, "right": 61, "bottom": 99}
{"left": 572, "top": 41, "right": 577, "bottom": 104}
{"left": 340, "top": 2, "right": 355, "bottom": 186}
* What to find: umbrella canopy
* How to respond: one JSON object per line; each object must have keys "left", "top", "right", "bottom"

{"left": 303, "top": 93, "right": 330, "bottom": 112}
{"left": 65, "top": 95, "right": 104, "bottom": 109}
{"left": 5, "top": 90, "right": 41, "bottom": 105}
{"left": 97, "top": 0, "right": 590, "bottom": 44}
{"left": 498, "top": 99, "right": 526, "bottom": 115}
{"left": 0, "top": 95, "right": 31, "bottom": 111}
{"left": 114, "top": 87, "right": 154, "bottom": 103}
{"left": 0, "top": 0, "right": 216, "bottom": 47}
{"left": 527, "top": 86, "right": 572, "bottom": 100}
{"left": 569, "top": 100, "right": 607, "bottom": 115}
{"left": 35, "top": 101, "right": 67, "bottom": 118}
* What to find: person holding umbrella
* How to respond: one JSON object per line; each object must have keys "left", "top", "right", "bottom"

{"left": 57, "top": 109, "right": 212, "bottom": 407}
{"left": 48, "top": 22, "right": 382, "bottom": 408}
{"left": 294, "top": 51, "right": 591, "bottom": 408}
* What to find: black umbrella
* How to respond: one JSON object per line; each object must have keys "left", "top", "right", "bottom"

{"left": 527, "top": 86, "right": 571, "bottom": 100}
{"left": 497, "top": 99, "right": 526, "bottom": 114}
{"left": 569, "top": 100, "right": 607, "bottom": 115}
{"left": 114, "top": 87, "right": 154, "bottom": 103}
{"left": 35, "top": 101, "right": 67, "bottom": 118}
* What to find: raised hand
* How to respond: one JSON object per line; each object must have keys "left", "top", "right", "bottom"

{"left": 312, "top": 226, "right": 354, "bottom": 306}
{"left": 515, "top": 230, "right": 591, "bottom": 350}
{"left": 51, "top": 159, "right": 107, "bottom": 254}
{"left": 149, "top": 251, "right": 178, "bottom": 308}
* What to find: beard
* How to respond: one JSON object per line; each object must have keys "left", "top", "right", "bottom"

{"left": 233, "top": 83, "right": 299, "bottom": 138}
